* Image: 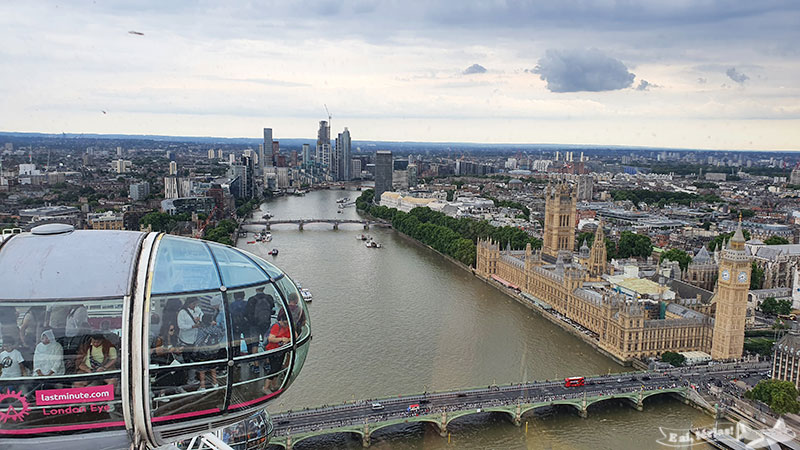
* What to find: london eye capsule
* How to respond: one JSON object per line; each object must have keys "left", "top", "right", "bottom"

{"left": 0, "top": 224, "right": 311, "bottom": 449}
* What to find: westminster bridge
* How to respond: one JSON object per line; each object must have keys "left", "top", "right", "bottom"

{"left": 267, "top": 362, "right": 770, "bottom": 449}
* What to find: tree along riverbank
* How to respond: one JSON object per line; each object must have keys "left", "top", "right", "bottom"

{"left": 355, "top": 189, "right": 541, "bottom": 266}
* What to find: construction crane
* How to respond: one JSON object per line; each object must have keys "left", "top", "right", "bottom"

{"left": 194, "top": 205, "right": 220, "bottom": 238}
{"left": 324, "top": 104, "right": 332, "bottom": 128}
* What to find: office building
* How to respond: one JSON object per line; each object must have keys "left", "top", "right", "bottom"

{"left": 262, "top": 128, "right": 273, "bottom": 169}
{"left": 302, "top": 144, "right": 311, "bottom": 167}
{"left": 336, "top": 128, "right": 352, "bottom": 181}
{"left": 351, "top": 159, "right": 362, "bottom": 179}
{"left": 129, "top": 182, "right": 150, "bottom": 201}
{"left": 316, "top": 121, "right": 331, "bottom": 170}
{"left": 374, "top": 150, "right": 393, "bottom": 203}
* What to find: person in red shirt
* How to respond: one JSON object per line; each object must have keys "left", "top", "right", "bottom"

{"left": 264, "top": 310, "right": 291, "bottom": 393}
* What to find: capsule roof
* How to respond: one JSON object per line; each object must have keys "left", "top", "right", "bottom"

{"left": 0, "top": 228, "right": 145, "bottom": 300}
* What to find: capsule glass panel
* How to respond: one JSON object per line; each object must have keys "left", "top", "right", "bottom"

{"left": 273, "top": 275, "right": 310, "bottom": 340}
{"left": 286, "top": 339, "right": 310, "bottom": 387}
{"left": 148, "top": 292, "right": 228, "bottom": 420}
{"left": 227, "top": 283, "right": 291, "bottom": 411}
{"left": 150, "top": 236, "right": 220, "bottom": 294}
{"left": 207, "top": 243, "right": 269, "bottom": 288}
{"left": 0, "top": 299, "right": 125, "bottom": 435}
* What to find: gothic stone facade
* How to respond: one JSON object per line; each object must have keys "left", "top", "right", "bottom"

{"left": 476, "top": 239, "right": 714, "bottom": 362}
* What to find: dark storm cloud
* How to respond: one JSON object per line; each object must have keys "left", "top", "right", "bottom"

{"left": 532, "top": 49, "right": 635, "bottom": 93}
{"left": 463, "top": 63, "right": 487, "bottom": 75}
{"left": 726, "top": 67, "right": 749, "bottom": 84}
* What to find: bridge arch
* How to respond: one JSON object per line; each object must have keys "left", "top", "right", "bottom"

{"left": 585, "top": 394, "right": 640, "bottom": 412}
{"left": 370, "top": 416, "right": 443, "bottom": 437}
{"left": 444, "top": 408, "right": 517, "bottom": 428}
{"left": 519, "top": 401, "right": 584, "bottom": 418}
{"left": 641, "top": 388, "right": 685, "bottom": 405}
{"left": 290, "top": 429, "right": 364, "bottom": 449}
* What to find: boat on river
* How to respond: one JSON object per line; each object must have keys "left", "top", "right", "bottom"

{"left": 356, "top": 234, "right": 370, "bottom": 241}
{"left": 268, "top": 248, "right": 279, "bottom": 256}
{"left": 300, "top": 288, "right": 313, "bottom": 302}
{"left": 365, "top": 239, "right": 382, "bottom": 248}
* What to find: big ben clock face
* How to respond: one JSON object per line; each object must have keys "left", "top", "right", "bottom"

{"left": 738, "top": 271, "right": 748, "bottom": 283}
{"left": 721, "top": 270, "right": 730, "bottom": 281}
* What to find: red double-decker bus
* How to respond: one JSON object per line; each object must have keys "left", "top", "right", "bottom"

{"left": 564, "top": 376, "right": 585, "bottom": 387}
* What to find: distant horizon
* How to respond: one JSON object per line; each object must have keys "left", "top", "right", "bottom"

{"left": 2, "top": 3, "right": 798, "bottom": 151}
{"left": 2, "top": 130, "right": 798, "bottom": 154}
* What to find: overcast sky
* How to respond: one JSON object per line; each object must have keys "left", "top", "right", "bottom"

{"left": 1, "top": 1, "right": 799, "bottom": 150}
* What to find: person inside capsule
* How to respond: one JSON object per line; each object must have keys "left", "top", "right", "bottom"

{"left": 0, "top": 230, "right": 310, "bottom": 448}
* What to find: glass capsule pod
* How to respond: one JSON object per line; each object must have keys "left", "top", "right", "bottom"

{"left": 0, "top": 225, "right": 310, "bottom": 450}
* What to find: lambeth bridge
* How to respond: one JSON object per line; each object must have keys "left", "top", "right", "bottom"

{"left": 267, "top": 362, "right": 769, "bottom": 449}
{"left": 245, "top": 219, "right": 388, "bottom": 231}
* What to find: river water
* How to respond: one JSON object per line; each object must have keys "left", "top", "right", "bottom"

{"left": 238, "top": 189, "right": 714, "bottom": 449}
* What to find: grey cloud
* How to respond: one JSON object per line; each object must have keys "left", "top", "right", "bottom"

{"left": 698, "top": 77, "right": 707, "bottom": 84}
{"left": 532, "top": 49, "right": 635, "bottom": 92}
{"left": 463, "top": 63, "right": 487, "bottom": 74}
{"left": 635, "top": 79, "right": 657, "bottom": 91}
{"left": 726, "top": 67, "right": 749, "bottom": 84}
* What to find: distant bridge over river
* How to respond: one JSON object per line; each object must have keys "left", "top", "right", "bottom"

{"left": 244, "top": 219, "right": 388, "bottom": 231}
{"left": 267, "top": 362, "right": 769, "bottom": 449}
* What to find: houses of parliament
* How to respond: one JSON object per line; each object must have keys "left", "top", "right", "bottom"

{"left": 476, "top": 183, "right": 751, "bottom": 363}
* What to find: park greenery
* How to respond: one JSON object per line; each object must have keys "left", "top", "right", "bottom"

{"left": 139, "top": 211, "right": 193, "bottom": 233}
{"left": 202, "top": 219, "right": 237, "bottom": 246}
{"left": 745, "top": 380, "right": 800, "bottom": 415}
{"left": 576, "top": 230, "right": 651, "bottom": 261}
{"left": 765, "top": 235, "right": 790, "bottom": 245}
{"left": 692, "top": 181, "right": 719, "bottom": 189}
{"left": 660, "top": 351, "right": 685, "bottom": 367}
{"left": 610, "top": 189, "right": 722, "bottom": 208}
{"left": 759, "top": 297, "right": 793, "bottom": 316}
{"left": 356, "top": 189, "right": 541, "bottom": 266}
{"left": 660, "top": 248, "right": 692, "bottom": 272}
{"left": 607, "top": 231, "right": 653, "bottom": 260}
{"left": 236, "top": 198, "right": 262, "bottom": 218}
{"left": 743, "top": 338, "right": 775, "bottom": 357}
{"left": 751, "top": 261, "right": 765, "bottom": 290}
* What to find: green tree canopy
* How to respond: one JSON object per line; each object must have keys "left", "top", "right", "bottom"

{"left": 660, "top": 248, "right": 692, "bottom": 272}
{"left": 661, "top": 351, "right": 685, "bottom": 367}
{"left": 356, "top": 189, "right": 540, "bottom": 266}
{"left": 745, "top": 380, "right": 800, "bottom": 415}
{"left": 616, "top": 232, "right": 653, "bottom": 259}
{"left": 576, "top": 231, "right": 595, "bottom": 249}
{"left": 751, "top": 261, "right": 765, "bottom": 290}
{"left": 764, "top": 235, "right": 790, "bottom": 245}
{"left": 743, "top": 338, "right": 775, "bottom": 357}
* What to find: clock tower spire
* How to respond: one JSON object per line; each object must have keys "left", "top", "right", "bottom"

{"left": 711, "top": 218, "right": 751, "bottom": 360}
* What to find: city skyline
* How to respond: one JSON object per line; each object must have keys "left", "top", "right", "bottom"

{"left": 1, "top": 1, "right": 799, "bottom": 150}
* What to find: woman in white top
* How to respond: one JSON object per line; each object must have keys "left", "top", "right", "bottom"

{"left": 177, "top": 297, "right": 203, "bottom": 348}
{"left": 177, "top": 297, "right": 215, "bottom": 389}
{"left": 65, "top": 305, "right": 90, "bottom": 337}
{"left": 34, "top": 329, "right": 65, "bottom": 376}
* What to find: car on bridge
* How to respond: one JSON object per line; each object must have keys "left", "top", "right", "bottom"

{"left": 371, "top": 403, "right": 384, "bottom": 410}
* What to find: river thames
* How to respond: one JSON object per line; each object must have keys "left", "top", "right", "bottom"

{"left": 238, "top": 189, "right": 714, "bottom": 449}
